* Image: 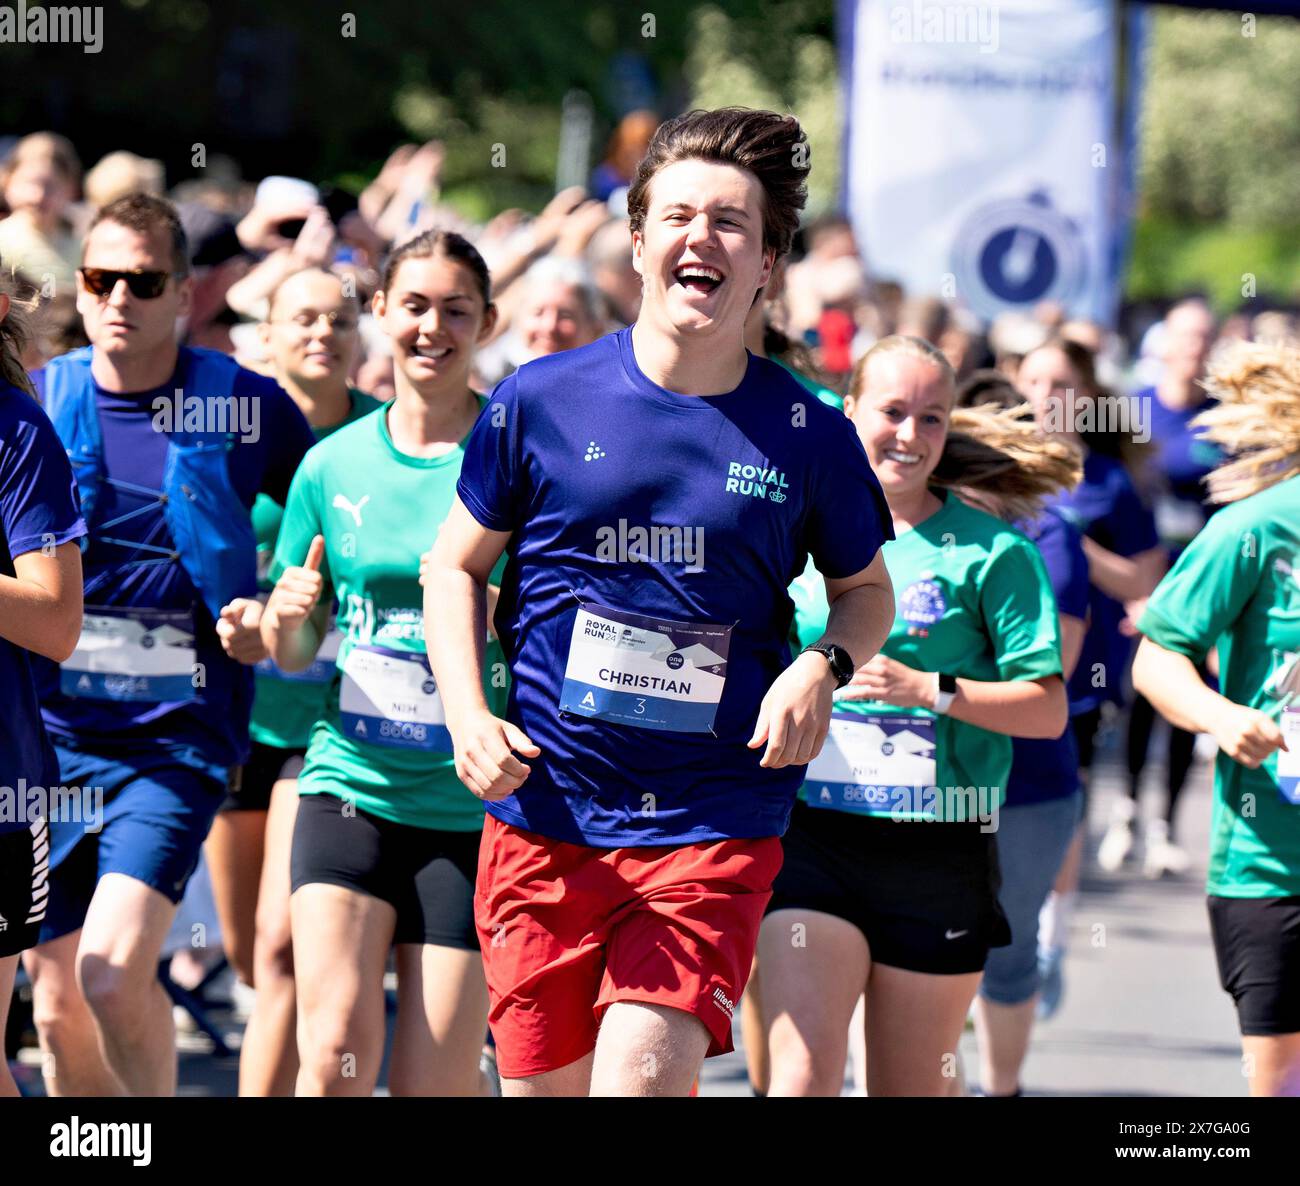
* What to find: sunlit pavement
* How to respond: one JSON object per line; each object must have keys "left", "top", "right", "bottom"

{"left": 11, "top": 726, "right": 1240, "bottom": 1098}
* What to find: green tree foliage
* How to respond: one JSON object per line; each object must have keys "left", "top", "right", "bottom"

{"left": 1139, "top": 7, "right": 1300, "bottom": 229}
{"left": 684, "top": 4, "right": 840, "bottom": 215}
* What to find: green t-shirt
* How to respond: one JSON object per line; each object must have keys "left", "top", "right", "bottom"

{"left": 790, "top": 492, "right": 1062, "bottom": 821}
{"left": 774, "top": 355, "right": 843, "bottom": 411}
{"left": 251, "top": 387, "right": 384, "bottom": 749}
{"left": 1137, "top": 473, "right": 1300, "bottom": 897}
{"left": 270, "top": 399, "right": 506, "bottom": 831}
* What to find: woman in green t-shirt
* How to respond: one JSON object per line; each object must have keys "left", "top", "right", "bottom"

{"left": 1133, "top": 342, "right": 1300, "bottom": 1096}
{"left": 261, "top": 232, "right": 503, "bottom": 1096}
{"left": 755, "top": 335, "right": 1074, "bottom": 1097}
{"left": 208, "top": 266, "right": 380, "bottom": 1096}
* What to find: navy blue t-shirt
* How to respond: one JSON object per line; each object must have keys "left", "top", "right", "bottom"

{"left": 1006, "top": 507, "right": 1089, "bottom": 807}
{"left": 30, "top": 359, "right": 315, "bottom": 771}
{"left": 1049, "top": 451, "right": 1159, "bottom": 712}
{"left": 0, "top": 384, "right": 86, "bottom": 833}
{"left": 456, "top": 327, "right": 892, "bottom": 846}
{"left": 1138, "top": 385, "right": 1221, "bottom": 553}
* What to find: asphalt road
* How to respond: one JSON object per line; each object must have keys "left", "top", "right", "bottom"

{"left": 12, "top": 723, "right": 1242, "bottom": 1098}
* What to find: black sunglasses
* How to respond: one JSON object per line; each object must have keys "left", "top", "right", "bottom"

{"left": 79, "top": 267, "right": 171, "bottom": 299}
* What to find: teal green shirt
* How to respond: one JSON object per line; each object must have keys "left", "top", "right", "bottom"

{"left": 791, "top": 492, "right": 1062, "bottom": 820}
{"left": 270, "top": 399, "right": 505, "bottom": 830}
{"left": 1138, "top": 474, "right": 1300, "bottom": 897}
{"left": 774, "top": 355, "right": 843, "bottom": 411}
{"left": 251, "top": 387, "right": 383, "bottom": 749}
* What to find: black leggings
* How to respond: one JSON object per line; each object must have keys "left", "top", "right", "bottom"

{"left": 1125, "top": 692, "right": 1196, "bottom": 834}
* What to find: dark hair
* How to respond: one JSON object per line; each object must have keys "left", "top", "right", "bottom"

{"left": 85, "top": 192, "right": 189, "bottom": 277}
{"left": 956, "top": 368, "right": 1021, "bottom": 410}
{"left": 626, "top": 107, "right": 809, "bottom": 258}
{"left": 0, "top": 264, "right": 36, "bottom": 395}
{"left": 380, "top": 229, "right": 492, "bottom": 307}
{"left": 763, "top": 321, "right": 826, "bottom": 389}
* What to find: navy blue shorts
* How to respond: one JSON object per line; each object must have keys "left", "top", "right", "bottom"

{"left": 38, "top": 741, "right": 228, "bottom": 944}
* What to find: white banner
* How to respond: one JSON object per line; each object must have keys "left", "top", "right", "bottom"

{"left": 843, "top": 0, "right": 1130, "bottom": 324}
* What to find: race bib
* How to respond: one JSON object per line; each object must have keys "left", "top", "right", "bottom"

{"left": 61, "top": 606, "right": 198, "bottom": 703}
{"left": 338, "top": 643, "right": 450, "bottom": 751}
{"left": 805, "top": 711, "right": 937, "bottom": 815}
{"left": 559, "top": 602, "right": 731, "bottom": 734}
{"left": 257, "top": 624, "right": 343, "bottom": 686}
{"left": 1278, "top": 708, "right": 1300, "bottom": 805}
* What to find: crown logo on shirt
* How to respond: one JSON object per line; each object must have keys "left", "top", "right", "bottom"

{"left": 769, "top": 489, "right": 787, "bottom": 504}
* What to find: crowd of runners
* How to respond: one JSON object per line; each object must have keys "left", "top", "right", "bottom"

{"left": 1, "top": 107, "right": 1298, "bottom": 1099}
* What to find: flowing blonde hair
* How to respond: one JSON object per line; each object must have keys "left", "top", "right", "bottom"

{"left": 851, "top": 335, "right": 1082, "bottom": 522}
{"left": 938, "top": 403, "right": 1082, "bottom": 522}
{"left": 1194, "top": 341, "right": 1300, "bottom": 504}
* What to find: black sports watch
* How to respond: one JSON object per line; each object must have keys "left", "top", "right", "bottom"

{"left": 802, "top": 643, "right": 854, "bottom": 689}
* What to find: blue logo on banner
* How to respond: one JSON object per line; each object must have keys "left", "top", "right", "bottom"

{"left": 953, "top": 193, "right": 1086, "bottom": 320}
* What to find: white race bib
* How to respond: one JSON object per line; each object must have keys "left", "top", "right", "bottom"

{"left": 805, "top": 711, "right": 938, "bottom": 815}
{"left": 61, "top": 606, "right": 197, "bottom": 703}
{"left": 338, "top": 643, "right": 450, "bottom": 751}
{"left": 559, "top": 602, "right": 732, "bottom": 734}
{"left": 1278, "top": 708, "right": 1300, "bottom": 805}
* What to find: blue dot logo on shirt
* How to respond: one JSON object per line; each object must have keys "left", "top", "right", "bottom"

{"left": 900, "top": 579, "right": 946, "bottom": 636}
{"left": 421, "top": 678, "right": 437, "bottom": 695}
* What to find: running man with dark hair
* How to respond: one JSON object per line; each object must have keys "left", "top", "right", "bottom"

{"left": 425, "top": 108, "right": 896, "bottom": 1096}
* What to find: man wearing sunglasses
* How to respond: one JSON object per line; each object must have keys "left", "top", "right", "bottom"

{"left": 24, "top": 193, "right": 316, "bottom": 1097}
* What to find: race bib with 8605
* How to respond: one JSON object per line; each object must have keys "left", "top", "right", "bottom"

{"left": 339, "top": 643, "right": 451, "bottom": 751}
{"left": 559, "top": 602, "right": 732, "bottom": 734}
{"left": 805, "top": 711, "right": 938, "bottom": 814}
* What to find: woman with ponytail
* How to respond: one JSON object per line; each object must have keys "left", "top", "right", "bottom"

{"left": 1132, "top": 342, "right": 1300, "bottom": 1096}
{"left": 755, "top": 335, "right": 1070, "bottom": 1096}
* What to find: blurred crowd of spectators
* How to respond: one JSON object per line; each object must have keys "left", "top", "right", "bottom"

{"left": 3, "top": 116, "right": 1298, "bottom": 411}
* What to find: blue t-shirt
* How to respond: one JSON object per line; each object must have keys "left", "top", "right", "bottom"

{"left": 456, "top": 327, "right": 892, "bottom": 846}
{"left": 0, "top": 384, "right": 86, "bottom": 833}
{"left": 30, "top": 360, "right": 315, "bottom": 770}
{"left": 1049, "top": 451, "right": 1159, "bottom": 712}
{"left": 1006, "top": 508, "right": 1089, "bottom": 807}
{"left": 1138, "top": 386, "right": 1222, "bottom": 552}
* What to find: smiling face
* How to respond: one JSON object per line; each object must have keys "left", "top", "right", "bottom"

{"left": 372, "top": 253, "right": 496, "bottom": 394}
{"left": 518, "top": 279, "right": 600, "bottom": 357}
{"left": 77, "top": 220, "right": 190, "bottom": 360}
{"left": 844, "top": 351, "right": 952, "bottom": 501}
{"left": 262, "top": 269, "right": 360, "bottom": 388}
{"left": 631, "top": 158, "right": 774, "bottom": 342}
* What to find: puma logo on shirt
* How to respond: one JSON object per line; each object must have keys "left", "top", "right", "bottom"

{"left": 332, "top": 493, "right": 370, "bottom": 527}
